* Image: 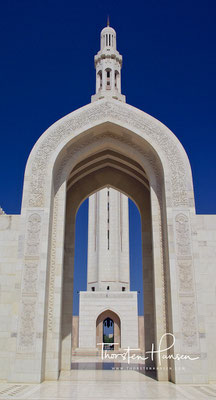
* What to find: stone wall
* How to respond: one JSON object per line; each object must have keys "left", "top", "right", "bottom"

{"left": 192, "top": 215, "right": 216, "bottom": 382}
{"left": 0, "top": 214, "right": 20, "bottom": 380}
{"left": 72, "top": 315, "right": 144, "bottom": 353}
{"left": 79, "top": 291, "right": 139, "bottom": 349}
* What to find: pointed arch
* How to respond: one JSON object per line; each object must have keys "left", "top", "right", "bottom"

{"left": 96, "top": 309, "right": 121, "bottom": 350}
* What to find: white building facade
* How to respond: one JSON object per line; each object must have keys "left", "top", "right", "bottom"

{"left": 0, "top": 22, "right": 216, "bottom": 385}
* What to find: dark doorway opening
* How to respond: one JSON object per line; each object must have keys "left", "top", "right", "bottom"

{"left": 103, "top": 317, "right": 114, "bottom": 350}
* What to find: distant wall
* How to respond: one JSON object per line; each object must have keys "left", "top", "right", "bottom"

{"left": 72, "top": 314, "right": 145, "bottom": 351}
{"left": 192, "top": 215, "right": 216, "bottom": 382}
{"left": 0, "top": 214, "right": 20, "bottom": 380}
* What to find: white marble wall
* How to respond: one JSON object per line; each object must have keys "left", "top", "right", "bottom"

{"left": 79, "top": 291, "right": 139, "bottom": 349}
{"left": 191, "top": 214, "right": 216, "bottom": 382}
{"left": 0, "top": 215, "right": 20, "bottom": 380}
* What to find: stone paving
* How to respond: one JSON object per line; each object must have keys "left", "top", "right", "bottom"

{"left": 1, "top": 378, "right": 216, "bottom": 399}
{"left": 0, "top": 359, "right": 216, "bottom": 400}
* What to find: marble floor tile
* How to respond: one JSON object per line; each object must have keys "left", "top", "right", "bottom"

{"left": 0, "top": 379, "right": 216, "bottom": 400}
{"left": 0, "top": 360, "right": 216, "bottom": 400}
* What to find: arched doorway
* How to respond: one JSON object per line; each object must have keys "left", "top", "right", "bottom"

{"left": 60, "top": 152, "right": 157, "bottom": 374}
{"left": 11, "top": 101, "right": 200, "bottom": 384}
{"left": 96, "top": 310, "right": 121, "bottom": 351}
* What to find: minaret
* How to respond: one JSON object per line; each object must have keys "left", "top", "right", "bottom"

{"left": 88, "top": 22, "right": 129, "bottom": 291}
{"left": 78, "top": 23, "right": 139, "bottom": 351}
{"left": 87, "top": 188, "right": 130, "bottom": 292}
{"left": 91, "top": 20, "right": 126, "bottom": 102}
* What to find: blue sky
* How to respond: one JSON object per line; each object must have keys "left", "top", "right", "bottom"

{"left": 0, "top": 0, "right": 215, "bottom": 314}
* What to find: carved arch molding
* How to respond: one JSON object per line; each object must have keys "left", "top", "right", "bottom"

{"left": 17, "top": 100, "right": 199, "bottom": 366}
{"left": 27, "top": 100, "right": 190, "bottom": 208}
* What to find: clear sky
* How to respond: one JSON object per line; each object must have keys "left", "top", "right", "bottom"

{"left": 0, "top": 0, "right": 215, "bottom": 314}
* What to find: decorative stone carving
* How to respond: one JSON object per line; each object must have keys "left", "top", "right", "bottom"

{"left": 17, "top": 212, "right": 42, "bottom": 352}
{"left": 158, "top": 192, "right": 169, "bottom": 334}
{"left": 175, "top": 213, "right": 191, "bottom": 257}
{"left": 28, "top": 101, "right": 189, "bottom": 208}
{"left": 26, "top": 213, "right": 41, "bottom": 256}
{"left": 47, "top": 195, "right": 58, "bottom": 332}
{"left": 178, "top": 260, "right": 193, "bottom": 294}
{"left": 180, "top": 301, "right": 197, "bottom": 349}
{"left": 22, "top": 262, "right": 38, "bottom": 294}
{"left": 174, "top": 213, "right": 199, "bottom": 352}
{"left": 18, "top": 299, "right": 36, "bottom": 351}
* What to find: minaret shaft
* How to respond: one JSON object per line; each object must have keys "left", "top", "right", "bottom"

{"left": 87, "top": 188, "right": 130, "bottom": 292}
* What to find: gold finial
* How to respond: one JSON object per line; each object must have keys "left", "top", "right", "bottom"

{"left": 107, "top": 15, "right": 110, "bottom": 27}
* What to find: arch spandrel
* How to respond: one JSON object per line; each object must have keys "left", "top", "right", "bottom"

{"left": 22, "top": 99, "right": 195, "bottom": 211}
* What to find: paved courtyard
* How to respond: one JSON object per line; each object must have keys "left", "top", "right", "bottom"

{"left": 0, "top": 377, "right": 216, "bottom": 399}
{"left": 0, "top": 357, "right": 215, "bottom": 400}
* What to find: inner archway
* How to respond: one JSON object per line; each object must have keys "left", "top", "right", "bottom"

{"left": 57, "top": 145, "right": 171, "bottom": 382}
{"left": 96, "top": 310, "right": 121, "bottom": 351}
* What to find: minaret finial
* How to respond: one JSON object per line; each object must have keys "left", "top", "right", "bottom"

{"left": 107, "top": 15, "right": 110, "bottom": 27}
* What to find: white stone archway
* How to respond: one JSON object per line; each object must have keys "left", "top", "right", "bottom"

{"left": 96, "top": 309, "right": 121, "bottom": 351}
{"left": 9, "top": 99, "right": 203, "bottom": 384}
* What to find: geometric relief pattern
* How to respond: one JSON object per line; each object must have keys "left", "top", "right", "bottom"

{"left": 18, "top": 298, "right": 37, "bottom": 351}
{"left": 180, "top": 301, "right": 197, "bottom": 348}
{"left": 28, "top": 101, "right": 189, "bottom": 208}
{"left": 175, "top": 213, "right": 198, "bottom": 352}
{"left": 175, "top": 213, "right": 191, "bottom": 257}
{"left": 17, "top": 212, "right": 42, "bottom": 352}
{"left": 22, "top": 262, "right": 38, "bottom": 294}
{"left": 178, "top": 260, "right": 193, "bottom": 294}
{"left": 47, "top": 195, "right": 58, "bottom": 332}
{"left": 26, "top": 213, "right": 41, "bottom": 256}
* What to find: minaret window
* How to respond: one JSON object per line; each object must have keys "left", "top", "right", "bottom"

{"left": 115, "top": 71, "right": 119, "bottom": 90}
{"left": 91, "top": 287, "right": 95, "bottom": 292}
{"left": 107, "top": 286, "right": 110, "bottom": 291}
{"left": 106, "top": 69, "right": 111, "bottom": 90}
{"left": 97, "top": 70, "right": 102, "bottom": 90}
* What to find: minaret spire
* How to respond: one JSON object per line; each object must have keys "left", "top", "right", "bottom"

{"left": 91, "top": 22, "right": 126, "bottom": 102}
